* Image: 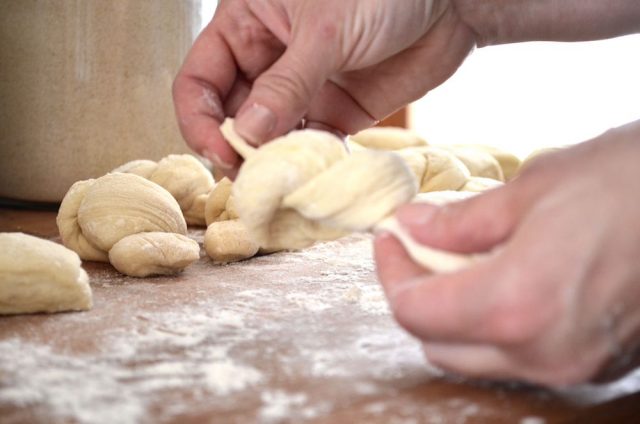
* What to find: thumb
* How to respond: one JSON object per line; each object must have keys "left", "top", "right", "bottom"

{"left": 396, "top": 184, "right": 530, "bottom": 254}
{"left": 234, "top": 28, "right": 338, "bottom": 145}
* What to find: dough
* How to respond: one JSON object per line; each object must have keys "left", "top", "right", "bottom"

{"left": 204, "top": 177, "right": 236, "bottom": 225}
{"left": 221, "top": 119, "right": 417, "bottom": 251}
{"left": 114, "top": 154, "right": 214, "bottom": 226}
{"left": 0, "top": 232, "right": 92, "bottom": 315}
{"left": 394, "top": 147, "right": 471, "bottom": 192}
{"left": 350, "top": 126, "right": 427, "bottom": 150}
{"left": 438, "top": 145, "right": 505, "bottom": 181}
{"left": 58, "top": 173, "right": 198, "bottom": 277}
{"left": 204, "top": 220, "right": 260, "bottom": 263}
{"left": 375, "top": 191, "right": 488, "bottom": 272}
{"left": 462, "top": 176, "right": 503, "bottom": 192}
{"left": 455, "top": 144, "right": 521, "bottom": 180}
{"left": 109, "top": 232, "right": 200, "bottom": 277}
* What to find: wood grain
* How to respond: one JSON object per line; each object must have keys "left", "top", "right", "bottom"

{"left": 1, "top": 208, "right": 639, "bottom": 423}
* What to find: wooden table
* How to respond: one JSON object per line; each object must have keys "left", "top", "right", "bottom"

{"left": 1, "top": 207, "right": 639, "bottom": 423}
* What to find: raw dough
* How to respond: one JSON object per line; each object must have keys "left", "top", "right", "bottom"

{"left": 204, "top": 177, "right": 236, "bottom": 225}
{"left": 204, "top": 220, "right": 260, "bottom": 263}
{"left": 109, "top": 232, "right": 200, "bottom": 277}
{"left": 455, "top": 144, "right": 521, "bottom": 180}
{"left": 0, "top": 232, "right": 92, "bottom": 315}
{"left": 221, "top": 119, "right": 417, "bottom": 251}
{"left": 113, "top": 154, "right": 214, "bottom": 226}
{"left": 394, "top": 146, "right": 471, "bottom": 192}
{"left": 375, "top": 191, "right": 488, "bottom": 272}
{"left": 58, "top": 172, "right": 198, "bottom": 277}
{"left": 350, "top": 126, "right": 427, "bottom": 150}
{"left": 462, "top": 176, "right": 503, "bottom": 192}
{"left": 439, "top": 145, "right": 505, "bottom": 181}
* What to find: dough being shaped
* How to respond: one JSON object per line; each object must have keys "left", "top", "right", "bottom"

{"left": 462, "top": 176, "right": 503, "bottom": 192}
{"left": 350, "top": 126, "right": 427, "bottom": 150}
{"left": 439, "top": 146, "right": 505, "bottom": 182}
{"left": 204, "top": 220, "right": 260, "bottom": 263}
{"left": 455, "top": 144, "right": 521, "bottom": 181}
{"left": 0, "top": 232, "right": 92, "bottom": 315}
{"left": 114, "top": 154, "right": 214, "bottom": 226}
{"left": 395, "top": 147, "right": 471, "bottom": 193}
{"left": 221, "top": 119, "right": 417, "bottom": 251}
{"left": 109, "top": 232, "right": 200, "bottom": 277}
{"left": 376, "top": 191, "right": 489, "bottom": 273}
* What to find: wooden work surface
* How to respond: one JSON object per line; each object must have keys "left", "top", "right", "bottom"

{"left": 1, "top": 207, "right": 639, "bottom": 423}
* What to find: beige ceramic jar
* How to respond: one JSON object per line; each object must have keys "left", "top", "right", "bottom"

{"left": 0, "top": 1, "right": 212, "bottom": 203}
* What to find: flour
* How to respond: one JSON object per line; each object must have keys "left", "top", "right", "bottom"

{"left": 259, "top": 390, "right": 308, "bottom": 422}
{"left": 0, "top": 235, "right": 456, "bottom": 423}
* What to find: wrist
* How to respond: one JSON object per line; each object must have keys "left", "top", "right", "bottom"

{"left": 452, "top": 0, "right": 640, "bottom": 47}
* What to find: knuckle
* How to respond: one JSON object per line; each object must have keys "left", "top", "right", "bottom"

{"left": 260, "top": 66, "right": 314, "bottom": 108}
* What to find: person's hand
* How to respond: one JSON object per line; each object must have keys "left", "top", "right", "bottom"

{"left": 375, "top": 119, "right": 640, "bottom": 387}
{"left": 173, "top": 0, "right": 475, "bottom": 176}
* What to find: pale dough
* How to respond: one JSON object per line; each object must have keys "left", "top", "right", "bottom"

{"left": 375, "top": 191, "right": 486, "bottom": 273}
{"left": 350, "top": 126, "right": 428, "bottom": 150}
{"left": 0, "top": 232, "right": 92, "bottom": 315}
{"left": 221, "top": 119, "right": 417, "bottom": 251}
{"left": 109, "top": 232, "right": 200, "bottom": 277}
{"left": 113, "top": 154, "right": 214, "bottom": 226}
{"left": 204, "top": 220, "right": 260, "bottom": 263}
{"left": 58, "top": 173, "right": 199, "bottom": 277}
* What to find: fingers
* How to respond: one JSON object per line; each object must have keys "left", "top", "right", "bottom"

{"left": 423, "top": 342, "right": 516, "bottom": 380}
{"left": 233, "top": 20, "right": 340, "bottom": 145}
{"left": 396, "top": 183, "right": 527, "bottom": 254}
{"left": 173, "top": 23, "right": 240, "bottom": 170}
{"left": 374, "top": 231, "right": 428, "bottom": 298}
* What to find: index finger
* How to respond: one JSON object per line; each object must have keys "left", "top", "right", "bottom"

{"left": 172, "top": 21, "right": 240, "bottom": 171}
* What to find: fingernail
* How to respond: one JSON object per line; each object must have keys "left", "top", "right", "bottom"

{"left": 203, "top": 149, "right": 234, "bottom": 171}
{"left": 235, "top": 103, "right": 276, "bottom": 146}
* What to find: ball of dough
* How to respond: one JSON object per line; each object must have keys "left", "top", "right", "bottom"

{"left": 204, "top": 220, "right": 260, "bottom": 264}
{"left": 108, "top": 232, "right": 200, "bottom": 277}
{"left": 350, "top": 127, "right": 427, "bottom": 150}
{"left": 76, "top": 173, "right": 187, "bottom": 253}
{"left": 0, "top": 232, "right": 92, "bottom": 315}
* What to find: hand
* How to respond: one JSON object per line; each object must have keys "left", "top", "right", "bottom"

{"left": 375, "top": 119, "right": 640, "bottom": 387}
{"left": 172, "top": 0, "right": 474, "bottom": 176}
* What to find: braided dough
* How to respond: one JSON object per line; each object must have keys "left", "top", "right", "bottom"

{"left": 0, "top": 232, "right": 92, "bottom": 315}
{"left": 113, "top": 154, "right": 214, "bottom": 226}
{"left": 218, "top": 119, "right": 503, "bottom": 272}
{"left": 221, "top": 119, "right": 417, "bottom": 251}
{"left": 57, "top": 173, "right": 199, "bottom": 277}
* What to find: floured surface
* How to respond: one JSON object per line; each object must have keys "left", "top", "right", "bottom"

{"left": 1, "top": 209, "right": 640, "bottom": 424}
